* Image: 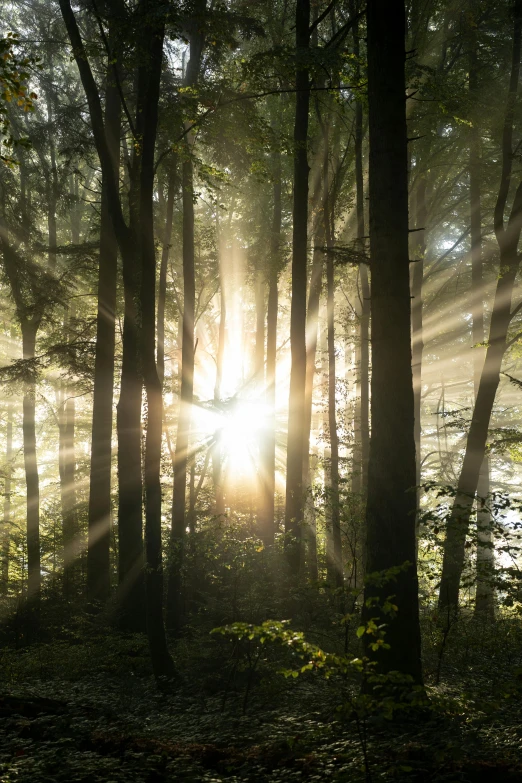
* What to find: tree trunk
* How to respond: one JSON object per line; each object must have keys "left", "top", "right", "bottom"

{"left": 411, "top": 171, "right": 427, "bottom": 507}
{"left": 59, "top": 307, "right": 77, "bottom": 599}
{"left": 137, "top": 3, "right": 175, "bottom": 679}
{"left": 302, "top": 234, "right": 323, "bottom": 579}
{"left": 157, "top": 170, "right": 176, "bottom": 388}
{"left": 324, "top": 138, "right": 342, "bottom": 588}
{"left": 438, "top": 2, "right": 522, "bottom": 614}
{"left": 468, "top": 17, "right": 495, "bottom": 620}
{"left": 1, "top": 400, "right": 13, "bottom": 593}
{"left": 87, "top": 45, "right": 121, "bottom": 606}
{"left": 116, "top": 205, "right": 146, "bottom": 632}
{"left": 213, "top": 234, "right": 226, "bottom": 518}
{"left": 254, "top": 271, "right": 265, "bottom": 386}
{"left": 167, "top": 151, "right": 196, "bottom": 632}
{"left": 22, "top": 319, "right": 40, "bottom": 632}
{"left": 362, "top": 0, "right": 422, "bottom": 683}
{"left": 285, "top": 0, "right": 310, "bottom": 572}
{"left": 352, "top": 7, "right": 370, "bottom": 496}
{"left": 258, "top": 160, "right": 281, "bottom": 546}
{"left": 167, "top": 3, "right": 205, "bottom": 631}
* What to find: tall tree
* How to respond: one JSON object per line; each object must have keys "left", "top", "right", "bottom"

{"left": 351, "top": 2, "right": 370, "bottom": 497}
{"left": 167, "top": 0, "right": 206, "bottom": 631}
{"left": 284, "top": 0, "right": 310, "bottom": 572}
{"left": 86, "top": 35, "right": 121, "bottom": 606}
{"left": 258, "top": 144, "right": 281, "bottom": 547}
{"left": 438, "top": 1, "right": 522, "bottom": 614}
{"left": 362, "top": 0, "right": 422, "bottom": 683}
{"left": 468, "top": 14, "right": 494, "bottom": 619}
{"left": 59, "top": 0, "right": 174, "bottom": 676}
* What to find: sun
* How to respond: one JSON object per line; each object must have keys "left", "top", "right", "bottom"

{"left": 215, "top": 398, "right": 271, "bottom": 478}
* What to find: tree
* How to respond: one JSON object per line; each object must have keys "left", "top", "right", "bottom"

{"left": 284, "top": 0, "right": 311, "bottom": 573}
{"left": 86, "top": 16, "right": 121, "bottom": 607}
{"left": 362, "top": 0, "right": 422, "bottom": 683}
{"left": 438, "top": 0, "right": 522, "bottom": 614}
{"left": 59, "top": 0, "right": 174, "bottom": 677}
{"left": 167, "top": 0, "right": 207, "bottom": 632}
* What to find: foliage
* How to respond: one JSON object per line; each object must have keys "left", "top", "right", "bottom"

{"left": 0, "top": 33, "right": 38, "bottom": 165}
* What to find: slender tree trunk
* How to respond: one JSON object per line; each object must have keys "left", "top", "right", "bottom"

{"left": 167, "top": 3, "right": 205, "bottom": 631}
{"left": 59, "top": 307, "right": 77, "bottom": 598}
{"left": 322, "top": 320, "right": 333, "bottom": 577}
{"left": 22, "top": 319, "right": 40, "bottom": 632}
{"left": 411, "top": 171, "right": 427, "bottom": 507}
{"left": 167, "top": 150, "right": 196, "bottom": 632}
{"left": 468, "top": 20, "right": 495, "bottom": 620}
{"left": 1, "top": 400, "right": 13, "bottom": 593}
{"left": 439, "top": 2, "right": 522, "bottom": 614}
{"left": 87, "top": 51, "right": 121, "bottom": 605}
{"left": 254, "top": 271, "right": 265, "bottom": 385}
{"left": 324, "top": 141, "right": 342, "bottom": 587}
{"left": 352, "top": 7, "right": 370, "bottom": 496}
{"left": 259, "top": 161, "right": 281, "bottom": 545}
{"left": 157, "top": 170, "right": 176, "bottom": 388}
{"left": 213, "top": 239, "right": 226, "bottom": 518}
{"left": 285, "top": 0, "right": 310, "bottom": 572}
{"left": 138, "top": 4, "right": 175, "bottom": 678}
{"left": 362, "top": 0, "right": 422, "bottom": 683}
{"left": 302, "top": 234, "right": 323, "bottom": 579}
{"left": 116, "top": 214, "right": 145, "bottom": 632}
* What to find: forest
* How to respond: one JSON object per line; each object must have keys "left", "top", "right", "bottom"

{"left": 0, "top": 0, "right": 522, "bottom": 780}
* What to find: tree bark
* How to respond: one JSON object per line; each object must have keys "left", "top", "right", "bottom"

{"left": 167, "top": 3, "right": 205, "bottom": 630}
{"left": 59, "top": 306, "right": 77, "bottom": 599}
{"left": 302, "top": 233, "right": 323, "bottom": 579}
{"left": 1, "top": 400, "right": 13, "bottom": 593}
{"left": 86, "top": 56, "right": 120, "bottom": 605}
{"left": 137, "top": 0, "right": 175, "bottom": 679}
{"left": 438, "top": 2, "right": 522, "bottom": 614}
{"left": 468, "top": 14, "right": 495, "bottom": 620}
{"left": 324, "top": 135, "right": 342, "bottom": 587}
{"left": 362, "top": 0, "right": 422, "bottom": 683}
{"left": 22, "top": 320, "right": 41, "bottom": 628}
{"left": 351, "top": 5, "right": 370, "bottom": 496}
{"left": 258, "top": 159, "right": 281, "bottom": 546}
{"left": 213, "top": 215, "right": 226, "bottom": 518}
{"left": 285, "top": 0, "right": 310, "bottom": 572}
{"left": 411, "top": 171, "right": 427, "bottom": 507}
{"left": 157, "top": 169, "right": 176, "bottom": 388}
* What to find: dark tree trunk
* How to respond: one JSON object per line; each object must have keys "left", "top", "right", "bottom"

{"left": 324, "top": 140, "right": 342, "bottom": 587}
{"left": 213, "top": 229, "right": 225, "bottom": 518}
{"left": 59, "top": 307, "right": 77, "bottom": 598}
{"left": 254, "top": 271, "right": 265, "bottom": 385}
{"left": 1, "top": 400, "right": 13, "bottom": 593}
{"left": 258, "top": 161, "right": 281, "bottom": 546}
{"left": 22, "top": 320, "right": 41, "bottom": 629}
{"left": 167, "top": 2, "right": 205, "bottom": 631}
{"left": 352, "top": 7, "right": 370, "bottom": 496}
{"left": 438, "top": 2, "right": 522, "bottom": 614}
{"left": 87, "top": 45, "right": 121, "bottom": 606}
{"left": 116, "top": 273, "right": 145, "bottom": 630}
{"left": 468, "top": 17, "right": 495, "bottom": 620}
{"left": 157, "top": 170, "right": 176, "bottom": 388}
{"left": 411, "top": 172, "right": 427, "bottom": 506}
{"left": 285, "top": 0, "right": 310, "bottom": 572}
{"left": 137, "top": 3, "right": 175, "bottom": 679}
{"left": 167, "top": 152, "right": 196, "bottom": 632}
{"left": 302, "top": 233, "right": 323, "bottom": 579}
{"left": 362, "top": 0, "right": 422, "bottom": 683}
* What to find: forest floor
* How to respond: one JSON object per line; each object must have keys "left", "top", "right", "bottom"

{"left": 0, "top": 619, "right": 522, "bottom": 783}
